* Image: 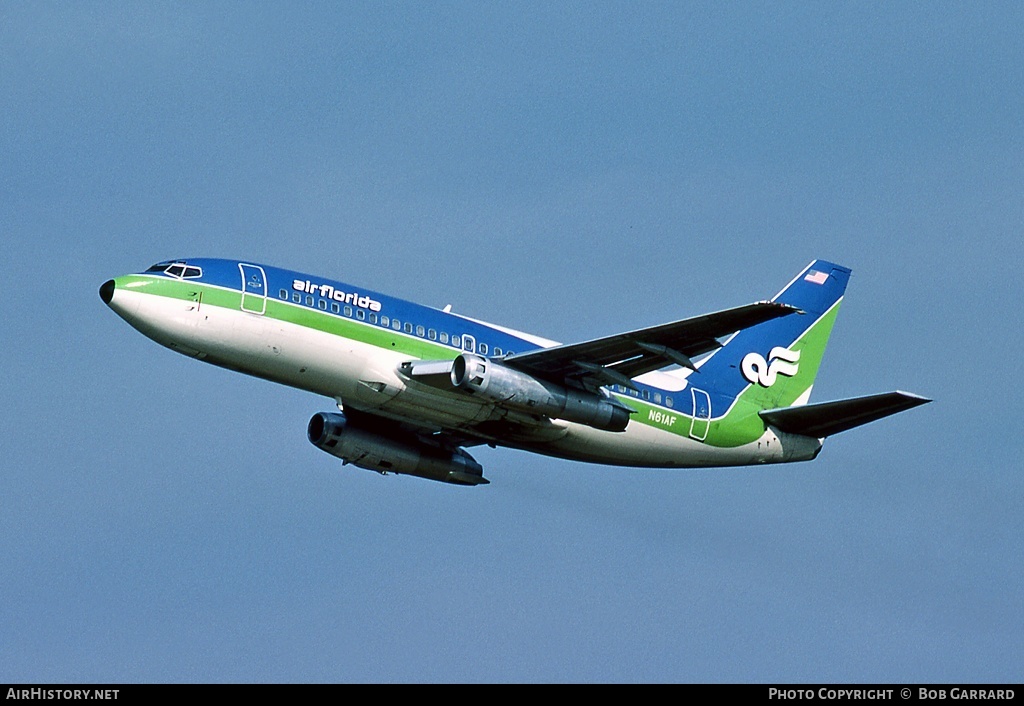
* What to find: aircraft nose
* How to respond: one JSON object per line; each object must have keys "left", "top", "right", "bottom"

{"left": 99, "top": 279, "right": 115, "bottom": 305}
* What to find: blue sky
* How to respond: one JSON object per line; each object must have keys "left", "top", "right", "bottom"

{"left": 2, "top": 1, "right": 1021, "bottom": 683}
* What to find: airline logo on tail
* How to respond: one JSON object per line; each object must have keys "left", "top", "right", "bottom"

{"left": 741, "top": 347, "right": 801, "bottom": 387}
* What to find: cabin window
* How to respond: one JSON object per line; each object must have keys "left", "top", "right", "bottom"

{"left": 344, "top": 305, "right": 353, "bottom": 317}
{"left": 654, "top": 393, "right": 662, "bottom": 404}
{"left": 292, "top": 293, "right": 301, "bottom": 303}
{"left": 479, "top": 343, "right": 488, "bottom": 355}
{"left": 494, "top": 347, "right": 502, "bottom": 356}
{"left": 666, "top": 397, "right": 674, "bottom": 408}
{"left": 317, "top": 299, "right": 327, "bottom": 310}
{"left": 380, "top": 316, "right": 389, "bottom": 327}
{"left": 369, "top": 313, "right": 378, "bottom": 324}
{"left": 416, "top": 325, "right": 425, "bottom": 337}
{"left": 392, "top": 319, "right": 401, "bottom": 330}
{"left": 451, "top": 335, "right": 460, "bottom": 348}
{"left": 305, "top": 295, "right": 314, "bottom": 306}
{"left": 642, "top": 389, "right": 650, "bottom": 400}
{"left": 439, "top": 332, "right": 449, "bottom": 344}
{"left": 428, "top": 329, "right": 437, "bottom": 341}
{"left": 357, "top": 310, "right": 365, "bottom": 321}
{"left": 331, "top": 302, "right": 340, "bottom": 314}
{"left": 404, "top": 322, "right": 413, "bottom": 334}
{"left": 279, "top": 289, "right": 288, "bottom": 299}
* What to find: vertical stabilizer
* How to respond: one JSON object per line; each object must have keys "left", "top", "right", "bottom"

{"left": 697, "top": 260, "right": 851, "bottom": 411}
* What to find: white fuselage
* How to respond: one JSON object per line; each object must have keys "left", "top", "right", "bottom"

{"left": 108, "top": 283, "right": 821, "bottom": 469}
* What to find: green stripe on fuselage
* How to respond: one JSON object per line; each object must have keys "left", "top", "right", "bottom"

{"left": 119, "top": 275, "right": 839, "bottom": 448}
{"left": 117, "top": 274, "right": 463, "bottom": 361}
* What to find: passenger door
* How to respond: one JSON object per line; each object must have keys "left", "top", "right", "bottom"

{"left": 239, "top": 263, "right": 267, "bottom": 315}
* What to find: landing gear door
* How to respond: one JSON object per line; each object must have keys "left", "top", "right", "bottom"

{"left": 689, "top": 388, "right": 711, "bottom": 441}
{"left": 239, "top": 263, "right": 267, "bottom": 315}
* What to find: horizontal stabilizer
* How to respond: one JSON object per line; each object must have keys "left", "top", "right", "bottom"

{"left": 759, "top": 391, "right": 931, "bottom": 438}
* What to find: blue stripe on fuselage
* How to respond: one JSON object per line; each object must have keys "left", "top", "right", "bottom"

{"left": 136, "top": 258, "right": 695, "bottom": 410}
{"left": 141, "top": 258, "right": 546, "bottom": 354}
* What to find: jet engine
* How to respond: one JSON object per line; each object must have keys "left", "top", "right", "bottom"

{"left": 307, "top": 412, "right": 488, "bottom": 486}
{"left": 450, "top": 353, "right": 631, "bottom": 432}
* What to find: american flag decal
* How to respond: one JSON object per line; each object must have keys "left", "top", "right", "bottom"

{"left": 804, "top": 269, "right": 829, "bottom": 285}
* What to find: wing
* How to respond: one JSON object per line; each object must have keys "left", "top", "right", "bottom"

{"left": 502, "top": 300, "right": 801, "bottom": 390}
{"left": 340, "top": 400, "right": 559, "bottom": 450}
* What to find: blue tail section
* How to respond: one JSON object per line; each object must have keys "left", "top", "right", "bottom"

{"left": 772, "top": 260, "right": 851, "bottom": 318}
{"left": 697, "top": 260, "right": 852, "bottom": 412}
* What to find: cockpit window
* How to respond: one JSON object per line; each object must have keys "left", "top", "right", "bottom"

{"left": 145, "top": 263, "right": 171, "bottom": 273}
{"left": 161, "top": 263, "right": 203, "bottom": 279}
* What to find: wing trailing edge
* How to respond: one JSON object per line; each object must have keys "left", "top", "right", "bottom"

{"left": 759, "top": 391, "right": 931, "bottom": 438}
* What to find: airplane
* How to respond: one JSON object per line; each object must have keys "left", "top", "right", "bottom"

{"left": 99, "top": 258, "right": 929, "bottom": 486}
